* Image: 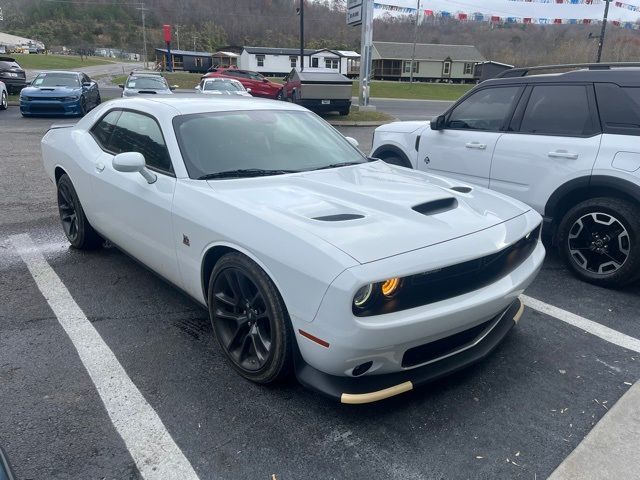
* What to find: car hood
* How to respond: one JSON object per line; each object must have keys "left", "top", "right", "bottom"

{"left": 21, "top": 86, "right": 81, "bottom": 97}
{"left": 207, "top": 161, "right": 531, "bottom": 264}
{"left": 376, "top": 120, "right": 429, "bottom": 133}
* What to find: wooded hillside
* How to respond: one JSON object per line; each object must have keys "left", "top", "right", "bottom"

{"left": 2, "top": 0, "right": 639, "bottom": 66}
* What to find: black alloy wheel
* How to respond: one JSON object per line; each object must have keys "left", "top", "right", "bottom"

{"left": 0, "top": 91, "right": 7, "bottom": 110}
{"left": 208, "top": 253, "right": 293, "bottom": 384}
{"left": 558, "top": 197, "right": 640, "bottom": 287}
{"left": 56, "top": 174, "right": 102, "bottom": 249}
{"left": 57, "top": 180, "right": 79, "bottom": 243}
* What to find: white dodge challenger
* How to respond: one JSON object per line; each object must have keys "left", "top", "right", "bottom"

{"left": 41, "top": 96, "right": 545, "bottom": 404}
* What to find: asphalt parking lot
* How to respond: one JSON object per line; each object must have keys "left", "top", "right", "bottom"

{"left": 1, "top": 105, "right": 639, "bottom": 480}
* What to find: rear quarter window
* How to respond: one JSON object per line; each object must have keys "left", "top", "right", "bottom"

{"left": 595, "top": 83, "right": 640, "bottom": 136}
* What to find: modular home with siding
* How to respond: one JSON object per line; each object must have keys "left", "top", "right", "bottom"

{"left": 372, "top": 41, "right": 485, "bottom": 83}
{"left": 239, "top": 47, "right": 359, "bottom": 77}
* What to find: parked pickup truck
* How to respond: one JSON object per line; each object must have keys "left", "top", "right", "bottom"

{"left": 281, "top": 68, "right": 352, "bottom": 115}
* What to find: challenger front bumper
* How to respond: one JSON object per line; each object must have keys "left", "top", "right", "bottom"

{"left": 295, "top": 298, "right": 524, "bottom": 404}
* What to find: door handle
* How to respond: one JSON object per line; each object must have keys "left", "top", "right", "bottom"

{"left": 548, "top": 150, "right": 579, "bottom": 160}
{"left": 95, "top": 162, "right": 105, "bottom": 172}
{"left": 465, "top": 142, "right": 487, "bottom": 150}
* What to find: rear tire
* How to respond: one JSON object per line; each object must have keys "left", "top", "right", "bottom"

{"left": 56, "top": 174, "right": 102, "bottom": 250}
{"left": 208, "top": 253, "right": 294, "bottom": 384}
{"left": 339, "top": 108, "right": 349, "bottom": 116}
{"left": 557, "top": 197, "right": 640, "bottom": 288}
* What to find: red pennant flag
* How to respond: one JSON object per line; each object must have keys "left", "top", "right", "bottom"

{"left": 554, "top": 18, "right": 563, "bottom": 24}
{"left": 424, "top": 9, "right": 433, "bottom": 16}
{"left": 491, "top": 15, "right": 501, "bottom": 22}
{"left": 458, "top": 13, "right": 468, "bottom": 20}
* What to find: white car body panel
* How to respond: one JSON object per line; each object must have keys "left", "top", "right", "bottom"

{"left": 489, "top": 132, "right": 603, "bottom": 214}
{"left": 41, "top": 96, "right": 544, "bottom": 389}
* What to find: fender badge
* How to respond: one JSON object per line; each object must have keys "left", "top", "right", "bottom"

{"left": 182, "top": 234, "right": 190, "bottom": 247}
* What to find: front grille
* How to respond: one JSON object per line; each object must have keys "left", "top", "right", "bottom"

{"left": 354, "top": 224, "right": 540, "bottom": 317}
{"left": 402, "top": 317, "right": 495, "bottom": 368}
{"left": 29, "top": 103, "right": 66, "bottom": 113}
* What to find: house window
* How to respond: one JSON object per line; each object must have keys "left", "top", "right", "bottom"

{"left": 311, "top": 57, "right": 319, "bottom": 68}
{"left": 464, "top": 62, "right": 473, "bottom": 75}
{"left": 443, "top": 60, "right": 452, "bottom": 76}
{"left": 195, "top": 57, "right": 203, "bottom": 67}
{"left": 290, "top": 56, "right": 297, "bottom": 68}
{"left": 403, "top": 60, "right": 418, "bottom": 73}
{"left": 325, "top": 58, "right": 339, "bottom": 69}
{"left": 256, "top": 55, "right": 265, "bottom": 67}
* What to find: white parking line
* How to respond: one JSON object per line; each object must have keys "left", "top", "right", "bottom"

{"left": 10, "top": 233, "right": 200, "bottom": 480}
{"left": 522, "top": 294, "right": 640, "bottom": 354}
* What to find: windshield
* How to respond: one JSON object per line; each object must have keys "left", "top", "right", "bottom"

{"left": 203, "top": 81, "right": 243, "bottom": 92}
{"left": 173, "top": 110, "right": 366, "bottom": 179}
{"left": 126, "top": 76, "right": 168, "bottom": 90}
{"left": 32, "top": 73, "right": 79, "bottom": 88}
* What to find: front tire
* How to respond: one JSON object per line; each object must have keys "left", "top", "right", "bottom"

{"left": 208, "top": 253, "right": 294, "bottom": 384}
{"left": 557, "top": 197, "right": 640, "bottom": 287}
{"left": 0, "top": 91, "right": 7, "bottom": 110}
{"left": 57, "top": 174, "right": 102, "bottom": 249}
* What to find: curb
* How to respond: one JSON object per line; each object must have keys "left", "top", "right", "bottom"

{"left": 548, "top": 380, "right": 640, "bottom": 480}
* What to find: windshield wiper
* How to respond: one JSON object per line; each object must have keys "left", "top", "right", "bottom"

{"left": 197, "top": 168, "right": 299, "bottom": 180}
{"left": 308, "top": 161, "right": 363, "bottom": 171}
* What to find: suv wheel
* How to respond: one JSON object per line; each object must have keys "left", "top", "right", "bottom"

{"left": 0, "top": 91, "right": 7, "bottom": 110}
{"left": 557, "top": 197, "right": 640, "bottom": 287}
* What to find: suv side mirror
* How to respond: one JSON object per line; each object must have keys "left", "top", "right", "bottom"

{"left": 82, "top": 81, "right": 92, "bottom": 88}
{"left": 118, "top": 84, "right": 125, "bottom": 89}
{"left": 112, "top": 152, "right": 157, "bottom": 184}
{"left": 262, "top": 78, "right": 269, "bottom": 83}
{"left": 170, "top": 85, "right": 178, "bottom": 90}
{"left": 431, "top": 114, "right": 446, "bottom": 131}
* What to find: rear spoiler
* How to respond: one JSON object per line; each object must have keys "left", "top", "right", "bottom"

{"left": 48, "top": 123, "right": 76, "bottom": 131}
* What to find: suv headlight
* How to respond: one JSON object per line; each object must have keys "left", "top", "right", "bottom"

{"left": 64, "top": 95, "right": 80, "bottom": 101}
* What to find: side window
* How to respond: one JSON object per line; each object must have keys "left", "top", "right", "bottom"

{"left": 519, "top": 85, "right": 596, "bottom": 136}
{"left": 595, "top": 83, "right": 640, "bottom": 135}
{"left": 110, "top": 111, "right": 173, "bottom": 173}
{"left": 90, "top": 110, "right": 121, "bottom": 149}
{"left": 447, "top": 86, "right": 520, "bottom": 131}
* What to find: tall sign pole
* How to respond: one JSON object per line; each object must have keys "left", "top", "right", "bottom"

{"left": 596, "top": 0, "right": 610, "bottom": 63}
{"left": 137, "top": 3, "right": 149, "bottom": 69}
{"left": 300, "top": 0, "right": 305, "bottom": 71}
{"left": 409, "top": 0, "right": 421, "bottom": 83}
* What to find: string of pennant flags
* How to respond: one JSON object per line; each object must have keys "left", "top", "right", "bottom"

{"left": 373, "top": 1, "right": 640, "bottom": 29}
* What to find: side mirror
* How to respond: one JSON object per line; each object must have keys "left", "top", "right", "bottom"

{"left": 170, "top": 85, "right": 178, "bottom": 90}
{"left": 246, "top": 88, "right": 252, "bottom": 93}
{"left": 82, "top": 81, "right": 92, "bottom": 88}
{"left": 431, "top": 114, "right": 446, "bottom": 131}
{"left": 345, "top": 136, "right": 359, "bottom": 148}
{"left": 118, "top": 84, "right": 124, "bottom": 89}
{"left": 262, "top": 78, "right": 269, "bottom": 83}
{"left": 112, "top": 152, "right": 157, "bottom": 184}
{"left": 195, "top": 85, "right": 201, "bottom": 90}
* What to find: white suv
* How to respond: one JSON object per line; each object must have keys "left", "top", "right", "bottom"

{"left": 371, "top": 64, "right": 640, "bottom": 287}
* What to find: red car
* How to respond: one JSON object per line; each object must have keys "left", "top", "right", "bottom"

{"left": 202, "top": 67, "right": 283, "bottom": 99}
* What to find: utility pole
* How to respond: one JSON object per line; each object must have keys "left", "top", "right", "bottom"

{"left": 409, "top": 0, "right": 420, "bottom": 83}
{"left": 358, "top": 0, "right": 373, "bottom": 108}
{"left": 299, "top": 0, "right": 305, "bottom": 70}
{"left": 176, "top": 25, "right": 180, "bottom": 50}
{"left": 137, "top": 3, "right": 149, "bottom": 68}
{"left": 596, "top": 0, "right": 610, "bottom": 63}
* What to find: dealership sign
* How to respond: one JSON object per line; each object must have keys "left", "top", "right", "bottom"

{"left": 347, "top": 0, "right": 363, "bottom": 26}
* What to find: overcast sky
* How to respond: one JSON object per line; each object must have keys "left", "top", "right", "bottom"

{"left": 372, "top": 0, "right": 640, "bottom": 22}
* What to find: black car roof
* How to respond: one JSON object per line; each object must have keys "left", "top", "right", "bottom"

{"left": 483, "top": 67, "right": 640, "bottom": 88}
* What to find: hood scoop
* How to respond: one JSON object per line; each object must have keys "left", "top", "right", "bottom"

{"left": 138, "top": 90, "right": 158, "bottom": 94}
{"left": 450, "top": 186, "right": 472, "bottom": 194}
{"left": 312, "top": 213, "right": 364, "bottom": 222}
{"left": 412, "top": 197, "right": 458, "bottom": 216}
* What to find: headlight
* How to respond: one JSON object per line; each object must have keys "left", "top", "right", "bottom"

{"left": 64, "top": 96, "right": 80, "bottom": 101}
{"left": 353, "top": 284, "right": 374, "bottom": 309}
{"left": 381, "top": 278, "right": 401, "bottom": 297}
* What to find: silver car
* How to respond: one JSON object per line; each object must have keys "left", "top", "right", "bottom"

{"left": 119, "top": 72, "right": 176, "bottom": 97}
